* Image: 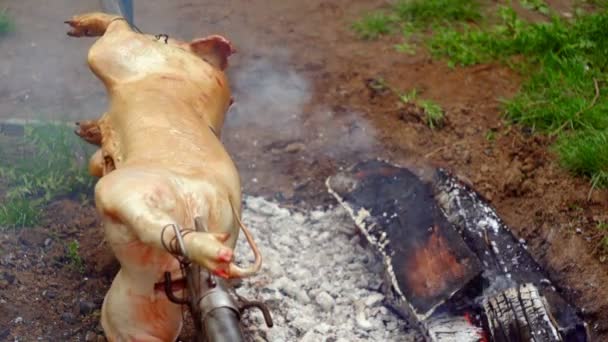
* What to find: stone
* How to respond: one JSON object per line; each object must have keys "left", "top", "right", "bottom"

{"left": 61, "top": 312, "right": 76, "bottom": 324}
{"left": 85, "top": 331, "right": 97, "bottom": 341}
{"left": 284, "top": 142, "right": 306, "bottom": 153}
{"left": 79, "top": 300, "right": 97, "bottom": 315}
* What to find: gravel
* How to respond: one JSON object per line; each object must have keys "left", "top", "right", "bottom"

{"left": 234, "top": 196, "right": 421, "bottom": 342}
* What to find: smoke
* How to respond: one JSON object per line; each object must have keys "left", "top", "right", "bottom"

{"left": 227, "top": 49, "right": 311, "bottom": 140}
{"left": 227, "top": 48, "right": 379, "bottom": 161}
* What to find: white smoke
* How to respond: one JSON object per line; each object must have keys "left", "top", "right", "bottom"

{"left": 228, "top": 49, "right": 312, "bottom": 140}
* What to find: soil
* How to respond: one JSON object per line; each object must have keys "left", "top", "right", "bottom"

{"left": 1, "top": 0, "right": 607, "bottom": 341}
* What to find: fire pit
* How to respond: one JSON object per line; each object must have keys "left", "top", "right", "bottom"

{"left": 327, "top": 159, "right": 589, "bottom": 342}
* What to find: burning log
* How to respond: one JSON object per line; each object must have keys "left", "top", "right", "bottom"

{"left": 326, "top": 160, "right": 588, "bottom": 342}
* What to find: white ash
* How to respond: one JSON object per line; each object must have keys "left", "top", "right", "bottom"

{"left": 233, "top": 196, "right": 420, "bottom": 342}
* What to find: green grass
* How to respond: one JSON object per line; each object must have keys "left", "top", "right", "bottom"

{"left": 429, "top": 8, "right": 608, "bottom": 187}
{"left": 393, "top": 0, "right": 481, "bottom": 26}
{"left": 0, "top": 9, "right": 14, "bottom": 35}
{"left": 367, "top": 79, "right": 445, "bottom": 129}
{"left": 66, "top": 240, "right": 85, "bottom": 273}
{"left": 352, "top": 12, "right": 395, "bottom": 40}
{"left": 555, "top": 131, "right": 608, "bottom": 191}
{"left": 354, "top": 1, "right": 608, "bottom": 189}
{"left": 352, "top": 0, "right": 481, "bottom": 40}
{"left": 0, "top": 122, "right": 95, "bottom": 229}
{"left": 520, "top": 0, "right": 551, "bottom": 15}
{"left": 419, "top": 100, "right": 445, "bottom": 129}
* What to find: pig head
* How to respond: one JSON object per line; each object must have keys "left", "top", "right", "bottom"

{"left": 66, "top": 12, "right": 260, "bottom": 342}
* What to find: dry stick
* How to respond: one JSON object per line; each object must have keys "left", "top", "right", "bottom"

{"left": 551, "top": 78, "right": 600, "bottom": 136}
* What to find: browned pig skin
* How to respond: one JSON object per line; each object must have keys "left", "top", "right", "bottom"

{"left": 66, "top": 12, "right": 260, "bottom": 341}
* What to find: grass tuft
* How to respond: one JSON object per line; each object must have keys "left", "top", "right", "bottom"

{"left": 352, "top": 12, "right": 395, "bottom": 40}
{"left": 353, "top": 0, "right": 481, "bottom": 40}
{"left": 66, "top": 240, "right": 85, "bottom": 274}
{"left": 0, "top": 9, "right": 14, "bottom": 35}
{"left": 554, "top": 131, "right": 608, "bottom": 189}
{"left": 520, "top": 0, "right": 551, "bottom": 15}
{"left": 0, "top": 122, "right": 94, "bottom": 229}
{"left": 394, "top": 0, "right": 481, "bottom": 27}
{"left": 399, "top": 88, "right": 445, "bottom": 129}
{"left": 355, "top": 1, "right": 608, "bottom": 188}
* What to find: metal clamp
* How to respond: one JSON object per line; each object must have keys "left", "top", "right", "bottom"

{"left": 236, "top": 295, "right": 274, "bottom": 328}
{"left": 199, "top": 283, "right": 241, "bottom": 320}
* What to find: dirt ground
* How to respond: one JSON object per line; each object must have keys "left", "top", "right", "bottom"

{"left": 1, "top": 0, "right": 607, "bottom": 341}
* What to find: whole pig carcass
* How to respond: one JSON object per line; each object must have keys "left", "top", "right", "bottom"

{"left": 65, "top": 12, "right": 261, "bottom": 341}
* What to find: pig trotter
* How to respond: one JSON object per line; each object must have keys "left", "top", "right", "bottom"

{"left": 75, "top": 120, "right": 102, "bottom": 146}
{"left": 65, "top": 12, "right": 127, "bottom": 37}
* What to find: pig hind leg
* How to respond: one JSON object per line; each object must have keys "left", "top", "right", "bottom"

{"left": 94, "top": 169, "right": 236, "bottom": 275}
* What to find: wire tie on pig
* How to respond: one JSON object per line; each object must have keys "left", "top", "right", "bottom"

{"left": 161, "top": 223, "right": 194, "bottom": 261}
{"left": 155, "top": 34, "right": 169, "bottom": 44}
{"left": 109, "top": 17, "right": 143, "bottom": 34}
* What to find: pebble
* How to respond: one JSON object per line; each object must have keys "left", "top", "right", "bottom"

{"left": 355, "top": 309, "right": 373, "bottom": 330}
{"left": 85, "top": 331, "right": 97, "bottom": 341}
{"left": 310, "top": 210, "right": 326, "bottom": 221}
{"left": 14, "top": 316, "right": 23, "bottom": 324}
{"left": 44, "top": 238, "right": 52, "bottom": 247}
{"left": 364, "top": 293, "right": 384, "bottom": 307}
{"left": 284, "top": 142, "right": 306, "bottom": 153}
{"left": 43, "top": 290, "right": 57, "bottom": 299}
{"left": 79, "top": 300, "right": 97, "bottom": 315}
{"left": 61, "top": 312, "right": 76, "bottom": 324}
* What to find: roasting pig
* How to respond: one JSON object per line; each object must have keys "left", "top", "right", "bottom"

{"left": 66, "top": 12, "right": 261, "bottom": 341}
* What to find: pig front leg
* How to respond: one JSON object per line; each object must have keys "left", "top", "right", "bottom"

{"left": 88, "top": 149, "right": 104, "bottom": 178}
{"left": 65, "top": 12, "right": 129, "bottom": 37}
{"left": 95, "top": 169, "right": 236, "bottom": 277}
{"left": 75, "top": 119, "right": 102, "bottom": 146}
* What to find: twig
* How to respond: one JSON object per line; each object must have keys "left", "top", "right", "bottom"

{"left": 424, "top": 146, "right": 445, "bottom": 158}
{"left": 551, "top": 78, "right": 600, "bottom": 136}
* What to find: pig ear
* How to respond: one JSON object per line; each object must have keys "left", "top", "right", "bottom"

{"left": 189, "top": 35, "right": 236, "bottom": 70}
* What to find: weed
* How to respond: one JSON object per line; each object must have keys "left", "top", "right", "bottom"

{"left": 0, "top": 9, "right": 14, "bottom": 35}
{"left": 66, "top": 240, "right": 85, "bottom": 274}
{"left": 595, "top": 221, "right": 608, "bottom": 260}
{"left": 399, "top": 88, "right": 419, "bottom": 103}
{"left": 353, "top": 0, "right": 481, "bottom": 41}
{"left": 393, "top": 0, "right": 481, "bottom": 27}
{"left": 398, "top": 88, "right": 445, "bottom": 129}
{"left": 0, "top": 197, "right": 42, "bottom": 228}
{"left": 394, "top": 41, "right": 417, "bottom": 55}
{"left": 352, "top": 12, "right": 394, "bottom": 40}
{"left": 419, "top": 100, "right": 445, "bottom": 129}
{"left": 0, "top": 122, "right": 94, "bottom": 229}
{"left": 520, "top": 0, "right": 551, "bottom": 15}
{"left": 554, "top": 131, "right": 608, "bottom": 191}
{"left": 485, "top": 130, "right": 497, "bottom": 141}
